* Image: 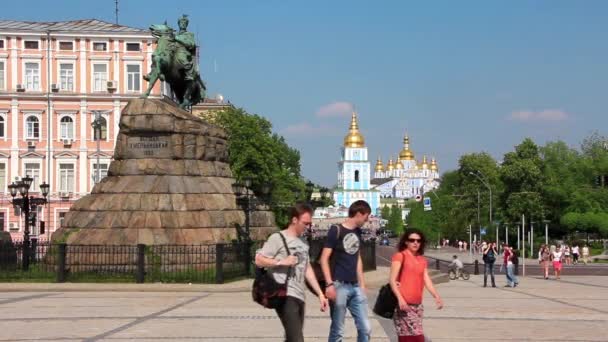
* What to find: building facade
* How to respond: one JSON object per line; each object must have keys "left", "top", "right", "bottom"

{"left": 333, "top": 112, "right": 381, "bottom": 215}
{"left": 0, "top": 19, "right": 161, "bottom": 240}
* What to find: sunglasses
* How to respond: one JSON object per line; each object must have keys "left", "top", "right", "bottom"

{"left": 408, "top": 238, "right": 422, "bottom": 243}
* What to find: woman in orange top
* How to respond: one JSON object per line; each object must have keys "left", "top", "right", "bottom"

{"left": 389, "top": 228, "right": 444, "bottom": 342}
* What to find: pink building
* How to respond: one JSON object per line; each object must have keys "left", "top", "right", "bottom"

{"left": 0, "top": 19, "right": 161, "bottom": 240}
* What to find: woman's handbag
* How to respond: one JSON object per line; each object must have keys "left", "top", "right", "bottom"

{"left": 373, "top": 252, "right": 404, "bottom": 319}
{"left": 252, "top": 233, "right": 292, "bottom": 309}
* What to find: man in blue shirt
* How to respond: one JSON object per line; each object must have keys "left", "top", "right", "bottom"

{"left": 320, "top": 200, "right": 372, "bottom": 342}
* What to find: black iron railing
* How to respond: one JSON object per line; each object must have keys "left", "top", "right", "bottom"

{"left": 0, "top": 238, "right": 376, "bottom": 284}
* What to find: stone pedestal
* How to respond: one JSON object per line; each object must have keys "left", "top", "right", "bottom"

{"left": 53, "top": 98, "right": 276, "bottom": 245}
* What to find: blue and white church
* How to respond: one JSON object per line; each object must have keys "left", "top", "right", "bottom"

{"left": 333, "top": 112, "right": 381, "bottom": 215}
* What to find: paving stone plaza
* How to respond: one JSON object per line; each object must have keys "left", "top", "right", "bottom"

{"left": 0, "top": 272, "right": 606, "bottom": 341}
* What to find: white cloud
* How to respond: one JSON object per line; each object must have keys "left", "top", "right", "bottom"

{"left": 509, "top": 109, "right": 569, "bottom": 122}
{"left": 315, "top": 101, "right": 353, "bottom": 118}
{"left": 282, "top": 122, "right": 334, "bottom": 136}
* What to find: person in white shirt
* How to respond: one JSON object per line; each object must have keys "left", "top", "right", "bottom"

{"left": 449, "top": 255, "right": 464, "bottom": 278}
{"left": 572, "top": 245, "right": 580, "bottom": 264}
{"left": 458, "top": 240, "right": 463, "bottom": 252}
{"left": 552, "top": 245, "right": 563, "bottom": 280}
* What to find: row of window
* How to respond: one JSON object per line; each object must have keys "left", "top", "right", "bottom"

{"left": 0, "top": 115, "right": 108, "bottom": 140}
{"left": 0, "top": 162, "right": 109, "bottom": 193}
{"left": 0, "top": 61, "right": 141, "bottom": 92}
{"left": 0, "top": 39, "right": 141, "bottom": 52}
{"left": 0, "top": 211, "right": 69, "bottom": 234}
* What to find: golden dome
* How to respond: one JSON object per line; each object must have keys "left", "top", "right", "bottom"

{"left": 430, "top": 157, "right": 438, "bottom": 172}
{"left": 398, "top": 135, "right": 415, "bottom": 160}
{"left": 395, "top": 156, "right": 403, "bottom": 169}
{"left": 375, "top": 156, "right": 384, "bottom": 172}
{"left": 387, "top": 158, "right": 395, "bottom": 171}
{"left": 343, "top": 112, "right": 365, "bottom": 148}
{"left": 421, "top": 155, "right": 429, "bottom": 169}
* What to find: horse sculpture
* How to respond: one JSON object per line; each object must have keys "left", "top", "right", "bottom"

{"left": 142, "top": 21, "right": 206, "bottom": 109}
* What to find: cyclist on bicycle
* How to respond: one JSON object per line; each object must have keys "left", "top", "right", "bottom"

{"left": 448, "top": 255, "right": 464, "bottom": 278}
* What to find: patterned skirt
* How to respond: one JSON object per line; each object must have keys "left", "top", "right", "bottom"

{"left": 393, "top": 304, "right": 424, "bottom": 336}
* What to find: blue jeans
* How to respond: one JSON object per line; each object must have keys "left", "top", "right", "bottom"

{"left": 329, "top": 281, "right": 371, "bottom": 342}
{"left": 506, "top": 264, "right": 518, "bottom": 286}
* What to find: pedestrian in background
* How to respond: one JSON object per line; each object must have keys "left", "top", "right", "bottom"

{"left": 538, "top": 244, "right": 551, "bottom": 280}
{"left": 389, "top": 228, "right": 443, "bottom": 342}
{"left": 552, "top": 245, "right": 563, "bottom": 280}
{"left": 572, "top": 245, "right": 580, "bottom": 264}
{"left": 482, "top": 242, "right": 497, "bottom": 288}
{"left": 582, "top": 245, "right": 590, "bottom": 265}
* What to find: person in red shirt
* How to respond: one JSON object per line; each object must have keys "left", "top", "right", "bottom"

{"left": 389, "top": 229, "right": 444, "bottom": 342}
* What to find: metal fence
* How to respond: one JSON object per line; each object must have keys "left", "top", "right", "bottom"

{"left": 0, "top": 238, "right": 377, "bottom": 284}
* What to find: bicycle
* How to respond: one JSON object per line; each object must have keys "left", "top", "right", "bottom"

{"left": 448, "top": 268, "right": 470, "bottom": 280}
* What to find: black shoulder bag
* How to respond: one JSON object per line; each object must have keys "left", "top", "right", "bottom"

{"left": 373, "top": 251, "right": 404, "bottom": 319}
{"left": 252, "top": 232, "right": 292, "bottom": 309}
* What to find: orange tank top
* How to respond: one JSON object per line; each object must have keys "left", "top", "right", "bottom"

{"left": 391, "top": 250, "right": 427, "bottom": 304}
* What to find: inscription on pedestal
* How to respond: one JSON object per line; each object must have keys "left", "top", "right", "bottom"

{"left": 125, "top": 135, "right": 172, "bottom": 158}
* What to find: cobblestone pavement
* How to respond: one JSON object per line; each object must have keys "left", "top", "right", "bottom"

{"left": 1, "top": 274, "right": 607, "bottom": 341}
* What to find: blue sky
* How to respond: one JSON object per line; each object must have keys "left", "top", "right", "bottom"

{"left": 6, "top": 1, "right": 608, "bottom": 186}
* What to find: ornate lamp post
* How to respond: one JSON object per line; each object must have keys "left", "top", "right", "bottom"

{"left": 8, "top": 176, "right": 50, "bottom": 271}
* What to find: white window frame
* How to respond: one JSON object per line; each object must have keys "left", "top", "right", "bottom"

{"left": 0, "top": 38, "right": 5, "bottom": 50}
{"left": 57, "top": 61, "right": 75, "bottom": 92}
{"left": 90, "top": 159, "right": 110, "bottom": 188}
{"left": 22, "top": 159, "right": 42, "bottom": 193}
{"left": 0, "top": 59, "right": 6, "bottom": 91}
{"left": 23, "top": 38, "right": 41, "bottom": 51}
{"left": 124, "top": 41, "right": 141, "bottom": 52}
{"left": 57, "top": 39, "right": 75, "bottom": 52}
{"left": 55, "top": 209, "right": 69, "bottom": 232}
{"left": 91, "top": 40, "right": 109, "bottom": 52}
{"left": 91, "top": 112, "right": 109, "bottom": 142}
{"left": 0, "top": 161, "right": 7, "bottom": 194}
{"left": 125, "top": 62, "right": 142, "bottom": 93}
{"left": 23, "top": 60, "right": 41, "bottom": 91}
{"left": 0, "top": 111, "right": 6, "bottom": 140}
{"left": 58, "top": 114, "right": 75, "bottom": 140}
{"left": 91, "top": 62, "right": 109, "bottom": 92}
{"left": 24, "top": 113, "right": 41, "bottom": 141}
{"left": 57, "top": 162, "right": 75, "bottom": 194}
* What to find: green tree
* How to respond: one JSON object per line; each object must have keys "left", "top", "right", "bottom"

{"left": 500, "top": 138, "right": 545, "bottom": 223}
{"left": 388, "top": 205, "right": 404, "bottom": 235}
{"left": 208, "top": 107, "right": 307, "bottom": 228}
{"left": 381, "top": 205, "right": 391, "bottom": 220}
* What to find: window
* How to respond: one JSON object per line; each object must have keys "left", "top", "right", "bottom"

{"left": 0, "top": 61, "right": 4, "bottom": 90}
{"left": 59, "top": 116, "right": 74, "bottom": 140}
{"left": 126, "top": 43, "right": 140, "bottom": 52}
{"left": 0, "top": 40, "right": 4, "bottom": 49}
{"left": 93, "top": 116, "right": 107, "bottom": 141}
{"left": 59, "top": 63, "right": 74, "bottom": 91}
{"left": 92, "top": 64, "right": 107, "bottom": 92}
{"left": 58, "top": 164, "right": 74, "bottom": 193}
{"left": 354, "top": 170, "right": 360, "bottom": 182}
{"left": 25, "top": 62, "right": 40, "bottom": 90}
{"left": 24, "top": 40, "right": 39, "bottom": 49}
{"left": 126, "top": 64, "right": 140, "bottom": 92}
{"left": 92, "top": 163, "right": 109, "bottom": 184}
{"left": 25, "top": 116, "right": 39, "bottom": 139}
{"left": 59, "top": 41, "right": 73, "bottom": 50}
{"left": 93, "top": 42, "right": 107, "bottom": 51}
{"left": 0, "top": 213, "right": 4, "bottom": 232}
{"left": 0, "top": 164, "right": 5, "bottom": 192}
{"left": 58, "top": 212, "right": 67, "bottom": 228}
{"left": 24, "top": 163, "right": 41, "bottom": 191}
{"left": 0, "top": 116, "right": 4, "bottom": 138}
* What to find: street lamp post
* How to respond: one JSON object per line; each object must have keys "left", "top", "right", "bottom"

{"left": 469, "top": 171, "right": 493, "bottom": 243}
{"left": 8, "top": 176, "right": 50, "bottom": 271}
